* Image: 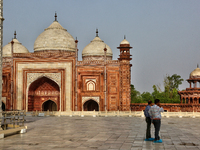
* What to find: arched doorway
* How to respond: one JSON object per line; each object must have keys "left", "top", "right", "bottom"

{"left": 42, "top": 100, "right": 57, "bottom": 111}
{"left": 28, "top": 76, "right": 60, "bottom": 111}
{"left": 83, "top": 100, "right": 99, "bottom": 111}
{"left": 2, "top": 102, "right": 5, "bottom": 111}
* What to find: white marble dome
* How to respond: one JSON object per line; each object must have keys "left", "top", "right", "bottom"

{"left": 190, "top": 66, "right": 200, "bottom": 78}
{"left": 34, "top": 21, "right": 75, "bottom": 52}
{"left": 82, "top": 36, "right": 113, "bottom": 57}
{"left": 3, "top": 38, "right": 29, "bottom": 57}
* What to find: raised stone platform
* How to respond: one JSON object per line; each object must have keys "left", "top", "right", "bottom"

{"left": 0, "top": 126, "right": 27, "bottom": 139}
{"left": 0, "top": 116, "right": 200, "bottom": 150}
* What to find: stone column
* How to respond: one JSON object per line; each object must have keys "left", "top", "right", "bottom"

{"left": 0, "top": 0, "right": 4, "bottom": 126}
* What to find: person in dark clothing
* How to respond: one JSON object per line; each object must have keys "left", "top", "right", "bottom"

{"left": 144, "top": 100, "right": 154, "bottom": 141}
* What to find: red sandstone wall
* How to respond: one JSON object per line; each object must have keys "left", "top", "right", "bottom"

{"left": 130, "top": 103, "right": 200, "bottom": 112}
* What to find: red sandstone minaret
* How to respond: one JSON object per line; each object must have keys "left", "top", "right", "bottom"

{"left": 118, "top": 36, "right": 132, "bottom": 61}
{"left": 118, "top": 36, "right": 132, "bottom": 111}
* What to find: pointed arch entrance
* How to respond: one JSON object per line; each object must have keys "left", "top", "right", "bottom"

{"left": 83, "top": 100, "right": 99, "bottom": 111}
{"left": 28, "top": 76, "right": 60, "bottom": 111}
{"left": 42, "top": 100, "right": 57, "bottom": 111}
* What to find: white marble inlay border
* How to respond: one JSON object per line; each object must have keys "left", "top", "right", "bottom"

{"left": 16, "top": 62, "right": 72, "bottom": 110}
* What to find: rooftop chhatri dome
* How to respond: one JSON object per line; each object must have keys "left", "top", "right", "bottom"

{"left": 190, "top": 65, "right": 200, "bottom": 78}
{"left": 120, "top": 36, "right": 130, "bottom": 45}
{"left": 3, "top": 31, "right": 29, "bottom": 57}
{"left": 34, "top": 13, "right": 75, "bottom": 52}
{"left": 82, "top": 29, "right": 113, "bottom": 57}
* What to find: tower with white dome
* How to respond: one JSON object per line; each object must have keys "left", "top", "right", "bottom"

{"left": 117, "top": 37, "right": 132, "bottom": 110}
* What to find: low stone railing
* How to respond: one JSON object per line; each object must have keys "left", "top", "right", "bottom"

{"left": 0, "top": 110, "right": 27, "bottom": 138}
{"left": 25, "top": 110, "right": 200, "bottom": 118}
{"left": 1, "top": 110, "right": 26, "bottom": 130}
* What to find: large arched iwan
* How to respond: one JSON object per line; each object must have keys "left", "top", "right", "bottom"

{"left": 28, "top": 76, "right": 60, "bottom": 111}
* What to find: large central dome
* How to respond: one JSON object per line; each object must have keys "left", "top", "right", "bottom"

{"left": 34, "top": 21, "right": 75, "bottom": 52}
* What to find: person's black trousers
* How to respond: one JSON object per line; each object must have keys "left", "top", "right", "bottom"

{"left": 145, "top": 117, "right": 151, "bottom": 139}
{"left": 153, "top": 119, "right": 161, "bottom": 140}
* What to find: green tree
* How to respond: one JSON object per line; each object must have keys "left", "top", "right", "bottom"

{"left": 141, "top": 91, "right": 153, "bottom": 103}
{"left": 152, "top": 85, "right": 166, "bottom": 103}
{"left": 164, "top": 74, "right": 184, "bottom": 91}
{"left": 130, "top": 74, "right": 183, "bottom": 104}
{"left": 164, "top": 74, "right": 183, "bottom": 101}
{"left": 131, "top": 84, "right": 143, "bottom": 103}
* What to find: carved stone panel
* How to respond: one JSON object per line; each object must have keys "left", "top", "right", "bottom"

{"left": 27, "top": 73, "right": 61, "bottom": 88}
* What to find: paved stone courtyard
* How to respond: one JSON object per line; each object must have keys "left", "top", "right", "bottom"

{"left": 0, "top": 116, "right": 200, "bottom": 150}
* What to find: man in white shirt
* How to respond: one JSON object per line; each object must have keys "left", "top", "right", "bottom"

{"left": 148, "top": 99, "right": 164, "bottom": 143}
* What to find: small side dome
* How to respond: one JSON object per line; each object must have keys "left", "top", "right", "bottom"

{"left": 190, "top": 65, "right": 200, "bottom": 78}
{"left": 34, "top": 20, "right": 75, "bottom": 52}
{"left": 82, "top": 30, "right": 113, "bottom": 61}
{"left": 3, "top": 38, "right": 29, "bottom": 57}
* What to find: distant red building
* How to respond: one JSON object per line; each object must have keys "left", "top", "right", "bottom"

{"left": 178, "top": 65, "right": 200, "bottom": 105}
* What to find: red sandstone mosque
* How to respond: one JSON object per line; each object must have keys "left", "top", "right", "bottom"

{"left": 2, "top": 14, "right": 132, "bottom": 111}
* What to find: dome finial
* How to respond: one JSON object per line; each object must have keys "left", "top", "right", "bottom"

{"left": 197, "top": 64, "right": 199, "bottom": 68}
{"left": 54, "top": 12, "right": 57, "bottom": 21}
{"left": 124, "top": 35, "right": 126, "bottom": 39}
{"left": 14, "top": 31, "right": 17, "bottom": 39}
{"left": 96, "top": 28, "right": 99, "bottom": 37}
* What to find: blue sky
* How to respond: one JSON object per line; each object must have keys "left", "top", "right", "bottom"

{"left": 3, "top": 0, "right": 200, "bottom": 93}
